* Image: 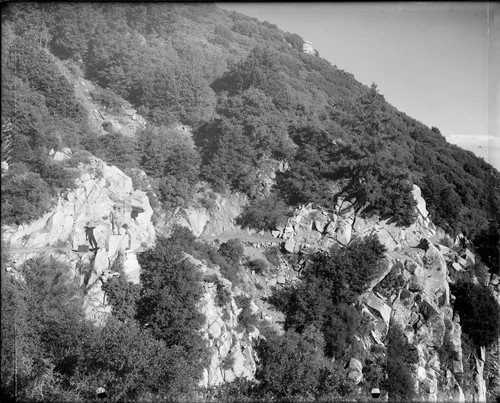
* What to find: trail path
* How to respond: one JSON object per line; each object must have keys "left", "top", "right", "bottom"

{"left": 200, "top": 229, "right": 282, "bottom": 244}
{"left": 7, "top": 245, "right": 73, "bottom": 255}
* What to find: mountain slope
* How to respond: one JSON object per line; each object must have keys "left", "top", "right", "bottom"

{"left": 1, "top": 3, "right": 499, "bottom": 402}
{"left": 2, "top": 2, "right": 498, "bottom": 272}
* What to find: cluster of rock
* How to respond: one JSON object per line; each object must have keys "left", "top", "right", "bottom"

{"left": 172, "top": 192, "right": 248, "bottom": 238}
{"left": 3, "top": 139, "right": 499, "bottom": 400}
{"left": 267, "top": 184, "right": 498, "bottom": 402}
{"left": 3, "top": 156, "right": 263, "bottom": 387}
{"left": 302, "top": 40, "right": 319, "bottom": 56}
{"left": 183, "top": 254, "right": 260, "bottom": 387}
{"left": 3, "top": 155, "right": 155, "bottom": 324}
{"left": 272, "top": 185, "right": 436, "bottom": 254}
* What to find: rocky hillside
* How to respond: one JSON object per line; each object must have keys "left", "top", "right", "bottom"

{"left": 2, "top": 3, "right": 499, "bottom": 402}
{"left": 3, "top": 152, "right": 499, "bottom": 400}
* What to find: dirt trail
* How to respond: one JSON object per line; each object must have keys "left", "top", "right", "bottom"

{"left": 7, "top": 246, "right": 72, "bottom": 254}
{"left": 200, "top": 229, "right": 282, "bottom": 244}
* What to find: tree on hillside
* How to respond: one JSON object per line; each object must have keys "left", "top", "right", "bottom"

{"left": 255, "top": 327, "right": 339, "bottom": 400}
{"left": 136, "top": 236, "right": 209, "bottom": 365}
{"left": 384, "top": 324, "right": 418, "bottom": 402}
{"left": 6, "top": 35, "right": 85, "bottom": 121}
{"left": 1, "top": 163, "right": 54, "bottom": 225}
{"left": 1, "top": 255, "right": 93, "bottom": 401}
{"left": 196, "top": 118, "right": 256, "bottom": 193}
{"left": 75, "top": 317, "right": 202, "bottom": 401}
{"left": 137, "top": 125, "right": 201, "bottom": 208}
{"left": 451, "top": 280, "right": 499, "bottom": 347}
{"left": 340, "top": 85, "right": 417, "bottom": 225}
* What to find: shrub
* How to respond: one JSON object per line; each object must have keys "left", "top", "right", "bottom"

{"left": 83, "top": 132, "right": 140, "bottom": 171}
{"left": 363, "top": 352, "right": 386, "bottom": 391}
{"left": 385, "top": 357, "right": 416, "bottom": 402}
{"left": 199, "top": 189, "right": 218, "bottom": 212}
{"left": 1, "top": 255, "right": 91, "bottom": 400}
{"left": 374, "top": 261, "right": 405, "bottom": 299}
{"left": 247, "top": 258, "right": 268, "bottom": 274}
{"left": 383, "top": 324, "right": 418, "bottom": 402}
{"left": 308, "top": 234, "right": 388, "bottom": 304}
{"left": 284, "top": 32, "right": 304, "bottom": 51}
{"left": 64, "top": 148, "right": 93, "bottom": 167}
{"left": 254, "top": 326, "right": 356, "bottom": 401}
{"left": 219, "top": 263, "right": 241, "bottom": 285}
{"left": 235, "top": 295, "right": 258, "bottom": 331}
{"left": 263, "top": 246, "right": 281, "bottom": 267}
{"left": 269, "top": 281, "right": 370, "bottom": 361}
{"left": 215, "top": 280, "right": 231, "bottom": 308}
{"left": 451, "top": 279, "right": 499, "bottom": 347}
{"left": 232, "top": 20, "right": 259, "bottom": 37}
{"left": 206, "top": 378, "right": 257, "bottom": 402}
{"left": 212, "top": 25, "right": 234, "bottom": 46}
{"left": 158, "top": 175, "right": 195, "bottom": 210}
{"left": 439, "top": 235, "right": 455, "bottom": 249}
{"left": 236, "top": 196, "right": 290, "bottom": 231}
{"left": 32, "top": 157, "right": 79, "bottom": 192}
{"left": 218, "top": 238, "right": 244, "bottom": 265}
{"left": 89, "top": 86, "right": 126, "bottom": 114}
{"left": 75, "top": 317, "right": 203, "bottom": 402}
{"left": 136, "top": 235, "right": 209, "bottom": 369}
{"left": 468, "top": 261, "right": 491, "bottom": 286}
{"left": 322, "top": 303, "right": 370, "bottom": 360}
{"left": 1, "top": 162, "right": 54, "bottom": 225}
{"left": 165, "top": 226, "right": 243, "bottom": 285}
{"left": 255, "top": 327, "right": 325, "bottom": 399}
{"left": 102, "top": 275, "right": 140, "bottom": 322}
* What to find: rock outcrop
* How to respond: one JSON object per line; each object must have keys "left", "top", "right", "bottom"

{"left": 183, "top": 254, "right": 260, "bottom": 388}
{"left": 171, "top": 192, "right": 248, "bottom": 238}
{"left": 3, "top": 156, "right": 155, "bottom": 325}
{"left": 270, "top": 185, "right": 437, "bottom": 254}
{"left": 266, "top": 184, "right": 498, "bottom": 401}
{"left": 3, "top": 152, "right": 498, "bottom": 399}
{"left": 302, "top": 40, "right": 318, "bottom": 56}
{"left": 3, "top": 156, "right": 263, "bottom": 385}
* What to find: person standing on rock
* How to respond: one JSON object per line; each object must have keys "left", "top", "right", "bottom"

{"left": 84, "top": 222, "right": 98, "bottom": 250}
{"left": 110, "top": 205, "right": 122, "bottom": 235}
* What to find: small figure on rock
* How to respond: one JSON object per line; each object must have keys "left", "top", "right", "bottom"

{"left": 84, "top": 221, "right": 98, "bottom": 250}
{"left": 110, "top": 205, "right": 122, "bottom": 235}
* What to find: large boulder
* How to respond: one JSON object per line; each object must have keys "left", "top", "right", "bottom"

{"left": 334, "top": 215, "right": 354, "bottom": 245}
{"left": 347, "top": 358, "right": 363, "bottom": 384}
{"left": 284, "top": 238, "right": 297, "bottom": 254}
{"left": 363, "top": 291, "right": 392, "bottom": 336}
{"left": 422, "top": 244, "right": 449, "bottom": 306}
{"left": 412, "top": 185, "right": 429, "bottom": 219}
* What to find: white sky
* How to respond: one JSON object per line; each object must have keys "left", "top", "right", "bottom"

{"left": 219, "top": 2, "right": 500, "bottom": 170}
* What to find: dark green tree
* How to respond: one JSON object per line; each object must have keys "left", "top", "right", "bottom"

{"left": 451, "top": 280, "right": 499, "bottom": 347}
{"left": 1, "top": 163, "right": 54, "bottom": 225}
{"left": 383, "top": 324, "right": 418, "bottom": 402}
{"left": 136, "top": 236, "right": 208, "bottom": 362}
{"left": 255, "top": 327, "right": 330, "bottom": 400}
{"left": 218, "top": 238, "right": 244, "bottom": 265}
